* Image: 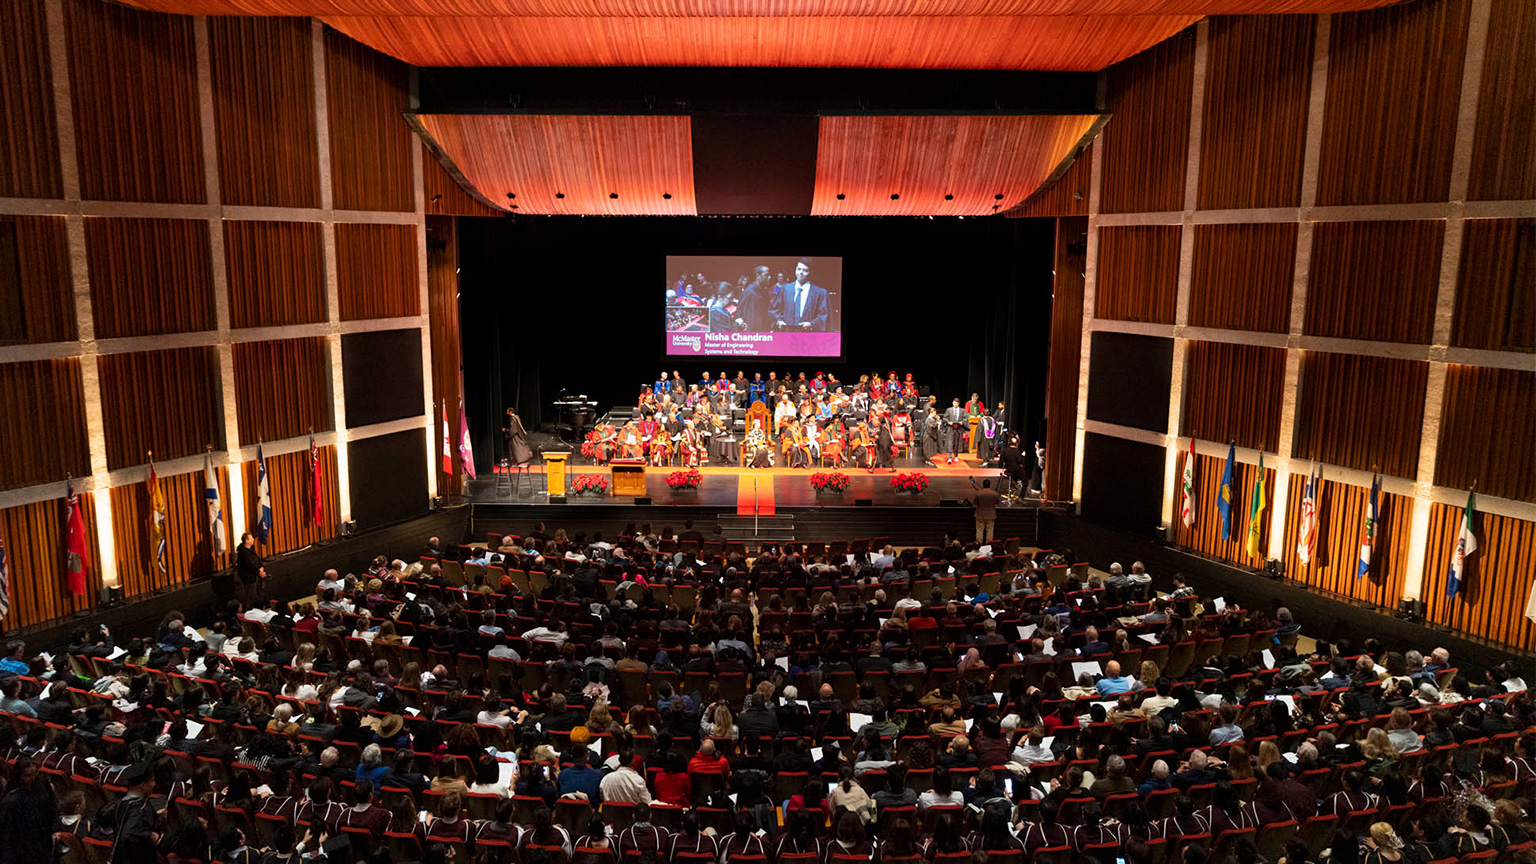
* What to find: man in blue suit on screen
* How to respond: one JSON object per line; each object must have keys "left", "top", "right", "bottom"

{"left": 773, "top": 257, "right": 829, "bottom": 332}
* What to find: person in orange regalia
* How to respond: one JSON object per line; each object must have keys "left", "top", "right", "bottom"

{"left": 849, "top": 422, "right": 872, "bottom": 469}
{"left": 617, "top": 421, "right": 643, "bottom": 460}
{"left": 680, "top": 420, "right": 702, "bottom": 468}
{"left": 781, "top": 419, "right": 810, "bottom": 469}
{"left": 648, "top": 430, "right": 672, "bottom": 466}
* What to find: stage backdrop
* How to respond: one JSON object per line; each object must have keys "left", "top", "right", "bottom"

{"left": 458, "top": 215, "right": 1053, "bottom": 460}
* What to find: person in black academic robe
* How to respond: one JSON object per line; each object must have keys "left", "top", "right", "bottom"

{"left": 922, "top": 408, "right": 943, "bottom": 464}
{"left": 976, "top": 414, "right": 999, "bottom": 463}
{"left": 872, "top": 420, "right": 895, "bottom": 471}
{"left": 0, "top": 762, "right": 58, "bottom": 864}
{"left": 504, "top": 407, "right": 533, "bottom": 465}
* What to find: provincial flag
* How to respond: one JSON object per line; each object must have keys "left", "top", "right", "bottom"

{"left": 149, "top": 458, "right": 167, "bottom": 573}
{"left": 441, "top": 403, "right": 453, "bottom": 475}
{"left": 1357, "top": 473, "right": 1380, "bottom": 578}
{"left": 0, "top": 532, "right": 10, "bottom": 621}
{"left": 309, "top": 436, "right": 324, "bottom": 528}
{"left": 1180, "top": 438, "right": 1196, "bottom": 529}
{"left": 458, "top": 400, "right": 477, "bottom": 481}
{"left": 64, "top": 479, "right": 89, "bottom": 595}
{"left": 1217, "top": 442, "right": 1236, "bottom": 541}
{"left": 255, "top": 443, "right": 272, "bottom": 544}
{"left": 1296, "top": 465, "right": 1321, "bottom": 565}
{"left": 205, "top": 453, "right": 227, "bottom": 556}
{"left": 1446, "top": 491, "right": 1478, "bottom": 598}
{"left": 1246, "top": 453, "right": 1267, "bottom": 559}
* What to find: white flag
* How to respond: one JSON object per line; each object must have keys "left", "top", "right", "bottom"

{"left": 204, "top": 453, "right": 227, "bottom": 556}
{"left": 1180, "top": 438, "right": 1196, "bottom": 528}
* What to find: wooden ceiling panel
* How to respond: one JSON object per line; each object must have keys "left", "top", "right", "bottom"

{"left": 417, "top": 114, "right": 696, "bottom": 215}
{"left": 811, "top": 114, "right": 1101, "bottom": 215}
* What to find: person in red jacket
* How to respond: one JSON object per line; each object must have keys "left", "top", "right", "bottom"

{"left": 686, "top": 739, "right": 731, "bottom": 776}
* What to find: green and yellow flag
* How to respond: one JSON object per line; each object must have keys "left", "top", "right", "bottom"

{"left": 1246, "top": 453, "right": 1267, "bottom": 559}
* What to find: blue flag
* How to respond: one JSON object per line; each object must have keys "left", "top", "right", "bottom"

{"left": 255, "top": 444, "right": 272, "bottom": 544}
{"left": 1357, "top": 473, "right": 1380, "bottom": 579}
{"left": 1217, "top": 442, "right": 1236, "bottom": 541}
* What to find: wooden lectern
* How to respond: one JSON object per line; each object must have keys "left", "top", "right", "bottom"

{"left": 544, "top": 452, "right": 571, "bottom": 496}
{"left": 968, "top": 416, "right": 981, "bottom": 456}
{"left": 610, "top": 459, "right": 647, "bottom": 496}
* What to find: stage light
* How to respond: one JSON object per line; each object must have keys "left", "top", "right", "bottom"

{"left": 609, "top": 192, "right": 618, "bottom": 199}
{"left": 836, "top": 193, "right": 845, "bottom": 200}
{"left": 555, "top": 192, "right": 565, "bottom": 199}
{"left": 506, "top": 192, "right": 516, "bottom": 199}
{"left": 663, "top": 193, "right": 671, "bottom": 199}
{"left": 431, "top": 194, "right": 442, "bottom": 203}
{"left": 510, "top": 205, "right": 518, "bottom": 210}
{"left": 890, "top": 193, "right": 900, "bottom": 200}
{"left": 944, "top": 194, "right": 954, "bottom": 200}
{"left": 994, "top": 193, "right": 1004, "bottom": 200}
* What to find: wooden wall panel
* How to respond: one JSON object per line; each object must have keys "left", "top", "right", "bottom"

{"left": 1304, "top": 220, "right": 1442, "bottom": 344}
{"left": 0, "top": 493, "right": 100, "bottom": 630}
{"left": 64, "top": 0, "right": 205, "bottom": 204}
{"left": 0, "top": 215, "right": 76, "bottom": 344}
{"left": 325, "top": 27, "right": 413, "bottom": 213}
{"left": 0, "top": 359, "right": 90, "bottom": 492}
{"left": 1434, "top": 365, "right": 1536, "bottom": 503}
{"left": 208, "top": 16, "right": 321, "bottom": 209}
{"left": 1294, "top": 351, "right": 1427, "bottom": 479}
{"left": 1316, "top": 0, "right": 1470, "bottom": 205}
{"left": 1281, "top": 474, "right": 1411, "bottom": 610}
{"left": 1467, "top": 0, "right": 1535, "bottom": 201}
{"left": 1452, "top": 218, "right": 1535, "bottom": 353}
{"left": 109, "top": 466, "right": 231, "bottom": 598}
{"left": 1421, "top": 504, "right": 1536, "bottom": 652}
{"left": 335, "top": 222, "right": 419, "bottom": 320}
{"left": 224, "top": 220, "right": 327, "bottom": 329}
{"left": 239, "top": 444, "right": 338, "bottom": 557}
{"left": 1181, "top": 341, "right": 1286, "bottom": 453}
{"left": 1099, "top": 27, "right": 1195, "bottom": 214}
{"left": 1009, "top": 143, "right": 1092, "bottom": 219}
{"left": 424, "top": 144, "right": 502, "bottom": 218}
{"left": 85, "top": 217, "right": 215, "bottom": 338}
{"left": 233, "top": 337, "right": 334, "bottom": 445}
{"left": 427, "top": 217, "right": 463, "bottom": 490}
{"left": 1197, "top": 15, "right": 1314, "bottom": 210}
{"left": 98, "top": 347, "right": 224, "bottom": 470}
{"left": 1187, "top": 222, "right": 1296, "bottom": 333}
{"left": 1094, "top": 224, "right": 1181, "bottom": 324}
{"left": 1175, "top": 450, "right": 1276, "bottom": 566}
{"left": 0, "top": 0, "right": 62, "bottom": 199}
{"left": 1044, "top": 216, "right": 1087, "bottom": 501}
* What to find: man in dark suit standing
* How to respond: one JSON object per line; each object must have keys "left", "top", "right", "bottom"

{"left": 236, "top": 532, "right": 265, "bottom": 608}
{"left": 773, "top": 257, "right": 829, "bottom": 331}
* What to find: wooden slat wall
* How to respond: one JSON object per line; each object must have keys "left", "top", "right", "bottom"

{"left": 1452, "top": 218, "right": 1535, "bottom": 353}
{"left": 424, "top": 144, "right": 502, "bottom": 218}
{"left": 1315, "top": 0, "right": 1470, "bottom": 205}
{"left": 85, "top": 217, "right": 215, "bottom": 338}
{"left": 324, "top": 26, "right": 413, "bottom": 213}
{"left": 224, "top": 220, "right": 328, "bottom": 329}
{"left": 208, "top": 16, "right": 321, "bottom": 209}
{"left": 1197, "top": 14, "right": 1315, "bottom": 210}
{"left": 1294, "top": 351, "right": 1427, "bottom": 479}
{"left": 240, "top": 445, "right": 338, "bottom": 557}
{"left": 0, "top": 359, "right": 91, "bottom": 492}
{"left": 1045, "top": 217, "right": 1086, "bottom": 501}
{"left": 1181, "top": 341, "right": 1286, "bottom": 453}
{"left": 1008, "top": 143, "right": 1092, "bottom": 219}
{"left": 1098, "top": 27, "right": 1195, "bottom": 214}
{"left": 1434, "top": 365, "right": 1536, "bottom": 503}
{"left": 0, "top": 215, "right": 76, "bottom": 344}
{"left": 109, "top": 466, "right": 231, "bottom": 598}
{"left": 98, "top": 347, "right": 225, "bottom": 470}
{"left": 0, "top": 0, "right": 62, "bottom": 199}
{"left": 0, "top": 493, "right": 101, "bottom": 630}
{"left": 335, "top": 222, "right": 420, "bottom": 320}
{"left": 1467, "top": 0, "right": 1535, "bottom": 201}
{"left": 1421, "top": 504, "right": 1536, "bottom": 650}
{"left": 232, "top": 337, "right": 334, "bottom": 445}
{"left": 1187, "top": 222, "right": 1296, "bottom": 333}
{"left": 63, "top": 0, "right": 205, "bottom": 204}
{"left": 1175, "top": 450, "right": 1276, "bottom": 566}
{"left": 1281, "top": 474, "right": 1411, "bottom": 609}
{"left": 426, "top": 217, "right": 463, "bottom": 491}
{"left": 1304, "top": 220, "right": 1442, "bottom": 344}
{"left": 1094, "top": 225, "right": 1181, "bottom": 324}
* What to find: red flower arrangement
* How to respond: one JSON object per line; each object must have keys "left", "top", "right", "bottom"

{"left": 890, "top": 472, "right": 929, "bottom": 493}
{"left": 809, "top": 472, "right": 851, "bottom": 493}
{"left": 666, "top": 469, "right": 703, "bottom": 490}
{"left": 571, "top": 474, "right": 608, "bottom": 495}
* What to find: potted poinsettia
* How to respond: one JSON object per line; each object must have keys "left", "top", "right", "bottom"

{"left": 666, "top": 469, "right": 703, "bottom": 490}
{"left": 890, "top": 472, "right": 929, "bottom": 494}
{"left": 809, "top": 472, "right": 851, "bottom": 495}
{"left": 571, "top": 474, "right": 609, "bottom": 496}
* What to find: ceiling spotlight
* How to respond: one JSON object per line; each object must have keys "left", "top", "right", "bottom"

{"left": 836, "top": 193, "right": 845, "bottom": 200}
{"left": 609, "top": 192, "right": 618, "bottom": 199}
{"left": 506, "top": 192, "right": 516, "bottom": 199}
{"left": 994, "top": 193, "right": 1004, "bottom": 200}
{"left": 944, "top": 194, "right": 954, "bottom": 201}
{"left": 430, "top": 194, "right": 442, "bottom": 203}
{"left": 890, "top": 193, "right": 899, "bottom": 200}
{"left": 555, "top": 192, "right": 564, "bottom": 199}
{"left": 663, "top": 193, "right": 672, "bottom": 200}
{"left": 510, "top": 204, "right": 518, "bottom": 209}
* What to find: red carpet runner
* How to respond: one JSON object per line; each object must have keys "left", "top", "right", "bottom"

{"left": 736, "top": 474, "right": 776, "bottom": 516}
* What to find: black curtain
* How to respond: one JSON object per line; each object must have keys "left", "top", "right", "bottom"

{"left": 457, "top": 214, "right": 1054, "bottom": 454}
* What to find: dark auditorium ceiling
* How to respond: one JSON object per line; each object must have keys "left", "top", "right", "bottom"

{"left": 125, "top": 0, "right": 1403, "bottom": 214}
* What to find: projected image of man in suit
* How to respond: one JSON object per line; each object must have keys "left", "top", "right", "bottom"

{"left": 774, "top": 258, "right": 829, "bottom": 332}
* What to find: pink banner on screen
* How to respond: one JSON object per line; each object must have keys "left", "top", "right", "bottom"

{"left": 667, "top": 331, "right": 842, "bottom": 357}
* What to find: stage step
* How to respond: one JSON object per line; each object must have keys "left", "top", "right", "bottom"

{"left": 715, "top": 512, "right": 795, "bottom": 542}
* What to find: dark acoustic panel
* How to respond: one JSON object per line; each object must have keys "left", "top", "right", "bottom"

{"left": 341, "top": 328, "right": 423, "bottom": 428}
{"left": 1080, "top": 432, "right": 1166, "bottom": 534}
{"left": 348, "top": 428, "right": 427, "bottom": 528}
{"left": 1086, "top": 331, "right": 1173, "bottom": 433}
{"left": 691, "top": 113, "right": 818, "bottom": 215}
